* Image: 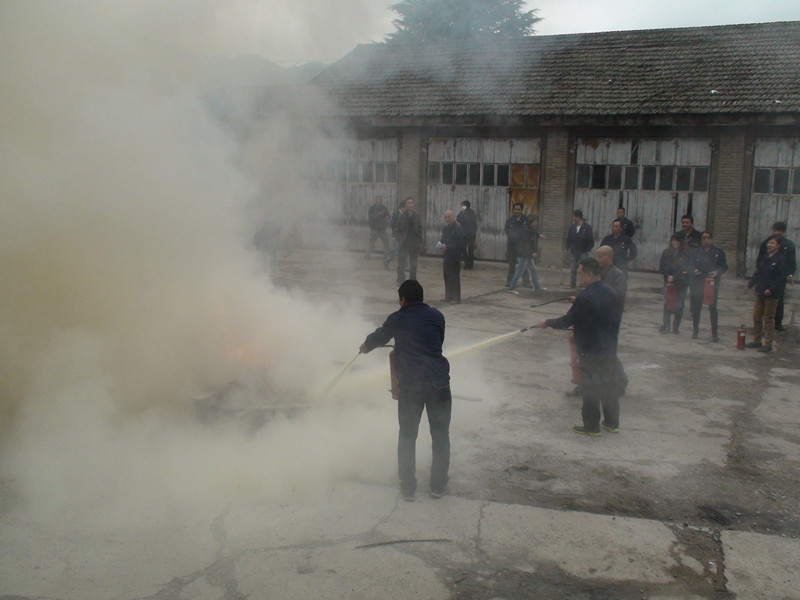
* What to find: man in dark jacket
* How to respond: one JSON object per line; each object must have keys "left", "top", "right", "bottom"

{"left": 505, "top": 202, "right": 530, "bottom": 286}
{"left": 565, "top": 209, "right": 594, "bottom": 288}
{"left": 365, "top": 195, "right": 390, "bottom": 259}
{"left": 616, "top": 207, "right": 635, "bottom": 239}
{"left": 745, "top": 235, "right": 788, "bottom": 353}
{"left": 360, "top": 280, "right": 451, "bottom": 500}
{"left": 439, "top": 210, "right": 466, "bottom": 303}
{"left": 536, "top": 258, "right": 624, "bottom": 436}
{"left": 600, "top": 220, "right": 637, "bottom": 273}
{"left": 395, "top": 197, "right": 423, "bottom": 285}
{"left": 675, "top": 214, "right": 703, "bottom": 249}
{"left": 687, "top": 231, "right": 727, "bottom": 341}
{"left": 756, "top": 221, "right": 796, "bottom": 331}
{"left": 457, "top": 200, "right": 478, "bottom": 270}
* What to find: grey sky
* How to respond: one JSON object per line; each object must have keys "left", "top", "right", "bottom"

{"left": 216, "top": 0, "right": 800, "bottom": 64}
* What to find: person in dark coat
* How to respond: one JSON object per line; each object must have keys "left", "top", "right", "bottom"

{"left": 616, "top": 207, "right": 635, "bottom": 239}
{"left": 659, "top": 234, "right": 690, "bottom": 334}
{"left": 457, "top": 200, "right": 478, "bottom": 270}
{"left": 536, "top": 258, "right": 625, "bottom": 436}
{"left": 675, "top": 214, "right": 702, "bottom": 249}
{"left": 365, "top": 195, "right": 390, "bottom": 258}
{"left": 565, "top": 209, "right": 594, "bottom": 288}
{"left": 504, "top": 202, "right": 530, "bottom": 286}
{"left": 359, "top": 280, "right": 451, "bottom": 500}
{"left": 688, "top": 231, "right": 727, "bottom": 341}
{"left": 745, "top": 235, "right": 788, "bottom": 353}
{"left": 508, "top": 217, "right": 544, "bottom": 293}
{"left": 600, "top": 219, "right": 637, "bottom": 272}
{"left": 439, "top": 210, "right": 466, "bottom": 303}
{"left": 756, "top": 221, "right": 796, "bottom": 331}
{"left": 395, "top": 197, "right": 423, "bottom": 285}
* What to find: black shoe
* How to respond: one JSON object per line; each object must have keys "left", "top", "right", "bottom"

{"left": 775, "top": 324, "right": 785, "bottom": 331}
{"left": 712, "top": 335, "right": 720, "bottom": 343}
{"left": 659, "top": 326, "right": 669, "bottom": 333}
{"left": 746, "top": 341, "right": 763, "bottom": 349}
{"left": 565, "top": 387, "right": 581, "bottom": 397}
{"left": 573, "top": 425, "right": 601, "bottom": 437}
{"left": 757, "top": 344, "right": 773, "bottom": 353}
{"left": 673, "top": 328, "right": 680, "bottom": 334}
{"left": 401, "top": 490, "right": 415, "bottom": 502}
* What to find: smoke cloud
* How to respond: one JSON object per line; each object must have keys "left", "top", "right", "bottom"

{"left": 0, "top": 1, "right": 394, "bottom": 531}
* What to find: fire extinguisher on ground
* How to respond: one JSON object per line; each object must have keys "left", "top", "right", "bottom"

{"left": 737, "top": 324, "right": 746, "bottom": 350}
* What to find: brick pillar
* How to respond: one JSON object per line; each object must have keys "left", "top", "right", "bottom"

{"left": 396, "top": 128, "right": 425, "bottom": 216}
{"left": 711, "top": 131, "right": 748, "bottom": 274}
{"left": 538, "top": 128, "right": 571, "bottom": 267}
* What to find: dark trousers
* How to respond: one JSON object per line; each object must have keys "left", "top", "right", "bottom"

{"left": 462, "top": 236, "right": 475, "bottom": 269}
{"left": 397, "top": 244, "right": 418, "bottom": 284}
{"left": 775, "top": 284, "right": 786, "bottom": 327}
{"left": 662, "top": 285, "right": 687, "bottom": 330}
{"left": 397, "top": 383, "right": 452, "bottom": 495}
{"left": 579, "top": 355, "right": 623, "bottom": 431}
{"left": 443, "top": 255, "right": 461, "bottom": 301}
{"left": 689, "top": 277, "right": 719, "bottom": 335}
{"left": 506, "top": 244, "right": 529, "bottom": 285}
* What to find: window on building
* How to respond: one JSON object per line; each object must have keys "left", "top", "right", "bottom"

{"left": 773, "top": 169, "right": 790, "bottom": 194}
{"left": 676, "top": 167, "right": 692, "bottom": 191}
{"left": 469, "top": 163, "right": 481, "bottom": 185}
{"left": 753, "top": 168, "right": 771, "bottom": 193}
{"left": 375, "top": 162, "right": 385, "bottom": 183}
{"left": 347, "top": 161, "right": 359, "bottom": 182}
{"left": 590, "top": 165, "right": 606, "bottom": 189}
{"left": 386, "top": 163, "right": 397, "bottom": 182}
{"left": 483, "top": 164, "right": 495, "bottom": 186}
{"left": 442, "top": 163, "right": 454, "bottom": 185}
{"left": 497, "top": 164, "right": 510, "bottom": 187}
{"left": 576, "top": 165, "right": 590, "bottom": 188}
{"left": 630, "top": 143, "right": 639, "bottom": 165}
{"left": 455, "top": 163, "right": 468, "bottom": 185}
{"left": 624, "top": 166, "right": 639, "bottom": 190}
{"left": 428, "top": 162, "right": 440, "bottom": 184}
{"left": 659, "top": 166, "right": 674, "bottom": 191}
{"left": 642, "top": 166, "right": 657, "bottom": 190}
{"left": 608, "top": 166, "right": 622, "bottom": 189}
{"left": 793, "top": 169, "right": 800, "bottom": 194}
{"left": 361, "top": 161, "right": 374, "bottom": 183}
{"left": 693, "top": 167, "right": 709, "bottom": 192}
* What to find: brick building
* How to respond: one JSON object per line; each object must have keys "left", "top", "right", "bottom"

{"left": 306, "top": 21, "right": 800, "bottom": 273}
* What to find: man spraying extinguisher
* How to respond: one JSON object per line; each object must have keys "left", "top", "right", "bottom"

{"left": 359, "top": 280, "right": 452, "bottom": 502}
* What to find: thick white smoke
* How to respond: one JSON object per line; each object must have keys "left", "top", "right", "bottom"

{"left": 0, "top": 2, "right": 394, "bottom": 528}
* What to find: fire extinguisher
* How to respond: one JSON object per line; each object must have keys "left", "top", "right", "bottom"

{"left": 703, "top": 277, "right": 715, "bottom": 306}
{"left": 665, "top": 282, "right": 677, "bottom": 311}
{"left": 568, "top": 330, "right": 581, "bottom": 385}
{"left": 737, "top": 324, "right": 746, "bottom": 350}
{"left": 389, "top": 350, "right": 400, "bottom": 399}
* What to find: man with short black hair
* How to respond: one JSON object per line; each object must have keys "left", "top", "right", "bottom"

{"left": 536, "top": 258, "right": 625, "bottom": 436}
{"left": 395, "top": 197, "right": 423, "bottom": 285}
{"left": 505, "top": 202, "right": 530, "bottom": 286}
{"left": 565, "top": 209, "right": 594, "bottom": 288}
{"left": 756, "top": 221, "right": 796, "bottom": 331}
{"left": 616, "top": 207, "right": 635, "bottom": 239}
{"left": 600, "top": 219, "right": 637, "bottom": 273}
{"left": 675, "top": 214, "right": 702, "bottom": 249}
{"left": 365, "top": 195, "right": 390, "bottom": 259}
{"left": 688, "top": 231, "right": 727, "bottom": 341}
{"left": 457, "top": 200, "right": 478, "bottom": 270}
{"left": 360, "top": 280, "right": 452, "bottom": 500}
{"left": 439, "top": 210, "right": 466, "bottom": 303}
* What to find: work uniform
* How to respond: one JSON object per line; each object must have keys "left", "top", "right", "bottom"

{"left": 600, "top": 233, "right": 637, "bottom": 272}
{"left": 362, "top": 301, "right": 451, "bottom": 497}
{"left": 688, "top": 245, "right": 727, "bottom": 339}
{"left": 747, "top": 252, "right": 788, "bottom": 348}
{"left": 440, "top": 221, "right": 466, "bottom": 302}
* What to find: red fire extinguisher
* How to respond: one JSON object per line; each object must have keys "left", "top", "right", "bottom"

{"left": 568, "top": 330, "right": 581, "bottom": 385}
{"left": 389, "top": 350, "right": 400, "bottom": 399}
{"left": 737, "top": 324, "right": 746, "bottom": 350}
{"left": 665, "top": 282, "right": 677, "bottom": 311}
{"left": 703, "top": 277, "right": 715, "bottom": 306}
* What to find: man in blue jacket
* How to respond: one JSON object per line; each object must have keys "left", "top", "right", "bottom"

{"left": 565, "top": 209, "right": 594, "bottom": 288}
{"left": 360, "top": 280, "right": 451, "bottom": 500}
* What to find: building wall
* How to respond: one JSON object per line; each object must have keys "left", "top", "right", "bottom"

{"left": 539, "top": 128, "right": 571, "bottom": 267}
{"left": 713, "top": 131, "right": 748, "bottom": 274}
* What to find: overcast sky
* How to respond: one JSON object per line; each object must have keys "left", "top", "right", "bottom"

{"left": 218, "top": 0, "right": 800, "bottom": 65}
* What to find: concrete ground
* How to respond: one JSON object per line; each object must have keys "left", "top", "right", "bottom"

{"left": 2, "top": 248, "right": 799, "bottom": 600}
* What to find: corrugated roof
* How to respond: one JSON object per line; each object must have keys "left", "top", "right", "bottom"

{"left": 312, "top": 21, "right": 800, "bottom": 119}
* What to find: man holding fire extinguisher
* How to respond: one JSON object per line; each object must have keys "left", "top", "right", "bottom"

{"left": 688, "top": 231, "right": 727, "bottom": 342}
{"left": 359, "top": 280, "right": 451, "bottom": 501}
{"left": 536, "top": 258, "right": 624, "bottom": 436}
